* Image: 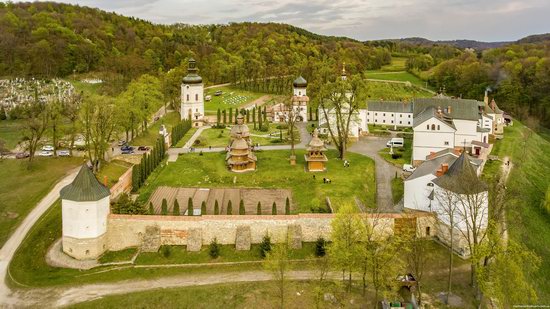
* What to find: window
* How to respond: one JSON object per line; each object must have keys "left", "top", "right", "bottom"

{"left": 400, "top": 114, "right": 402, "bottom": 117}
{"left": 408, "top": 121, "right": 411, "bottom": 125}
{"left": 85, "top": 250, "right": 90, "bottom": 255}
{"left": 427, "top": 183, "right": 434, "bottom": 187}
{"left": 431, "top": 124, "right": 436, "bottom": 130}
{"left": 186, "top": 94, "right": 189, "bottom": 101}
{"left": 426, "top": 226, "right": 431, "bottom": 236}
{"left": 367, "top": 112, "right": 370, "bottom": 116}
{"left": 375, "top": 113, "right": 378, "bottom": 116}
{"left": 427, "top": 124, "right": 430, "bottom": 130}
{"left": 383, "top": 113, "right": 386, "bottom": 116}
{"left": 383, "top": 120, "right": 385, "bottom": 123}
{"left": 399, "top": 121, "right": 402, "bottom": 124}
{"left": 391, "top": 114, "right": 394, "bottom": 117}
{"left": 437, "top": 125, "right": 440, "bottom": 130}
{"left": 408, "top": 115, "right": 411, "bottom": 118}
{"left": 298, "top": 91, "right": 301, "bottom": 95}
{"left": 374, "top": 119, "right": 377, "bottom": 123}
{"left": 196, "top": 108, "right": 198, "bottom": 112}
{"left": 195, "top": 94, "right": 198, "bottom": 101}
{"left": 444, "top": 141, "right": 449, "bottom": 146}
{"left": 391, "top": 120, "right": 394, "bottom": 123}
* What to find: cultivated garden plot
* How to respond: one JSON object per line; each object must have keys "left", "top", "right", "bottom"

{"left": 204, "top": 87, "right": 266, "bottom": 115}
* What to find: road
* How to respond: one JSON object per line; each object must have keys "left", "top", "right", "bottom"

{"left": 0, "top": 167, "right": 80, "bottom": 307}
{"left": 349, "top": 137, "right": 402, "bottom": 212}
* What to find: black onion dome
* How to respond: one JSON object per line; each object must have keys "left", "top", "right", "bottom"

{"left": 182, "top": 58, "right": 203, "bottom": 84}
{"left": 293, "top": 76, "right": 307, "bottom": 87}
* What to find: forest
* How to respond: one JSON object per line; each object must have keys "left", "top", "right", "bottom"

{"left": 0, "top": 2, "right": 549, "bottom": 127}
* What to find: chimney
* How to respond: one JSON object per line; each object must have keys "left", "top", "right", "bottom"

{"left": 103, "top": 176, "right": 108, "bottom": 187}
{"left": 437, "top": 106, "right": 442, "bottom": 115}
{"left": 447, "top": 105, "right": 452, "bottom": 114}
{"left": 484, "top": 88, "right": 489, "bottom": 105}
{"left": 429, "top": 151, "right": 436, "bottom": 160}
{"left": 441, "top": 163, "right": 449, "bottom": 173}
{"left": 436, "top": 168, "right": 444, "bottom": 177}
{"left": 491, "top": 99, "right": 496, "bottom": 111}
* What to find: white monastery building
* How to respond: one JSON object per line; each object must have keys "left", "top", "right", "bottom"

{"left": 268, "top": 76, "right": 309, "bottom": 123}
{"left": 180, "top": 58, "right": 205, "bottom": 127}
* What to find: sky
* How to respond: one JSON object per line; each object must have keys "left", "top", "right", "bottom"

{"left": 32, "top": 0, "right": 550, "bottom": 41}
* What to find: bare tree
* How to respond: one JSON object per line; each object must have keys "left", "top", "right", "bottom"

{"left": 47, "top": 97, "right": 63, "bottom": 157}
{"left": 284, "top": 96, "right": 299, "bottom": 160}
{"left": 81, "top": 95, "right": 117, "bottom": 172}
{"left": 264, "top": 233, "right": 291, "bottom": 309}
{"left": 318, "top": 76, "right": 364, "bottom": 159}
{"left": 21, "top": 87, "right": 48, "bottom": 166}
{"left": 63, "top": 91, "right": 82, "bottom": 156}
{"left": 405, "top": 235, "right": 433, "bottom": 306}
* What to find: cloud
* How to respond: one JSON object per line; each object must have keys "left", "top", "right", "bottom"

{"left": 26, "top": 0, "right": 550, "bottom": 41}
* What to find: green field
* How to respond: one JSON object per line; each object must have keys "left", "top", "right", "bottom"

{"left": 204, "top": 87, "right": 266, "bottom": 115}
{"left": 174, "top": 127, "right": 198, "bottom": 148}
{"left": 138, "top": 150, "right": 376, "bottom": 213}
{"left": 485, "top": 122, "right": 550, "bottom": 302}
{"left": 0, "top": 119, "right": 25, "bottom": 150}
{"left": 131, "top": 111, "right": 181, "bottom": 146}
{"left": 362, "top": 82, "right": 433, "bottom": 103}
{"left": 195, "top": 126, "right": 291, "bottom": 148}
{"left": 96, "top": 159, "right": 133, "bottom": 187}
{"left": 0, "top": 157, "right": 82, "bottom": 247}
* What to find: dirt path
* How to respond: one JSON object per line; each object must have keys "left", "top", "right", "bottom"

{"left": 240, "top": 95, "right": 272, "bottom": 110}
{"left": 499, "top": 156, "right": 513, "bottom": 244}
{"left": 0, "top": 167, "right": 80, "bottom": 307}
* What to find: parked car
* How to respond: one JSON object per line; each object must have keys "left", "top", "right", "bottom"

{"left": 121, "top": 149, "right": 134, "bottom": 154}
{"left": 121, "top": 145, "right": 134, "bottom": 151}
{"left": 15, "top": 152, "right": 30, "bottom": 159}
{"left": 117, "top": 140, "right": 126, "bottom": 146}
{"left": 38, "top": 151, "right": 53, "bottom": 157}
{"left": 205, "top": 95, "right": 212, "bottom": 101}
{"left": 402, "top": 164, "right": 416, "bottom": 173}
{"left": 137, "top": 146, "right": 150, "bottom": 151}
{"left": 58, "top": 150, "right": 71, "bottom": 157}
{"left": 214, "top": 90, "right": 223, "bottom": 96}
{"left": 42, "top": 145, "right": 54, "bottom": 151}
{"left": 386, "top": 137, "right": 404, "bottom": 148}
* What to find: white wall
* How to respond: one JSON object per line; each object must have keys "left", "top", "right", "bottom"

{"left": 365, "top": 111, "right": 413, "bottom": 128}
{"left": 453, "top": 119, "right": 479, "bottom": 147}
{"left": 181, "top": 83, "right": 204, "bottom": 121}
{"left": 404, "top": 174, "right": 437, "bottom": 212}
{"left": 62, "top": 196, "right": 109, "bottom": 239}
{"left": 433, "top": 187, "right": 489, "bottom": 232}
{"left": 413, "top": 118, "right": 455, "bottom": 162}
{"left": 318, "top": 106, "right": 362, "bottom": 138}
{"left": 293, "top": 86, "right": 306, "bottom": 97}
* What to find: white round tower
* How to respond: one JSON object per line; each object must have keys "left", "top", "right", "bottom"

{"left": 60, "top": 165, "right": 111, "bottom": 260}
{"left": 181, "top": 58, "right": 205, "bottom": 126}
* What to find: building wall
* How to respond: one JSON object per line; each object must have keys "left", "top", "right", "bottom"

{"left": 318, "top": 107, "right": 362, "bottom": 138}
{"left": 412, "top": 118, "right": 455, "bottom": 163}
{"left": 62, "top": 197, "right": 109, "bottom": 239}
{"left": 404, "top": 174, "right": 436, "bottom": 212}
{"left": 106, "top": 213, "right": 433, "bottom": 252}
{"left": 365, "top": 110, "right": 413, "bottom": 128}
{"left": 63, "top": 232, "right": 108, "bottom": 260}
{"left": 453, "top": 119, "right": 479, "bottom": 147}
{"left": 293, "top": 87, "right": 306, "bottom": 97}
{"left": 180, "top": 83, "right": 204, "bottom": 122}
{"left": 109, "top": 167, "right": 133, "bottom": 200}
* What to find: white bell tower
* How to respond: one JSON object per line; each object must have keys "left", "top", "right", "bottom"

{"left": 181, "top": 58, "right": 205, "bottom": 126}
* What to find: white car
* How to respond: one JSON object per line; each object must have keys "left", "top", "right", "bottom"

{"left": 39, "top": 151, "right": 54, "bottom": 157}
{"left": 402, "top": 164, "right": 416, "bottom": 173}
{"left": 58, "top": 150, "right": 71, "bottom": 157}
{"left": 42, "top": 145, "right": 54, "bottom": 151}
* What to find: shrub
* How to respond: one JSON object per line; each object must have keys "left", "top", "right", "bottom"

{"left": 260, "top": 235, "right": 272, "bottom": 258}
{"left": 391, "top": 153, "right": 402, "bottom": 159}
{"left": 162, "top": 246, "right": 171, "bottom": 258}
{"left": 161, "top": 198, "right": 168, "bottom": 215}
{"left": 187, "top": 197, "right": 193, "bottom": 216}
{"left": 214, "top": 200, "right": 219, "bottom": 215}
{"left": 209, "top": 238, "right": 220, "bottom": 259}
{"left": 148, "top": 202, "right": 154, "bottom": 215}
{"left": 239, "top": 199, "right": 245, "bottom": 215}
{"left": 227, "top": 200, "right": 233, "bottom": 215}
{"left": 315, "top": 237, "right": 327, "bottom": 257}
{"left": 285, "top": 197, "right": 290, "bottom": 215}
{"left": 257, "top": 202, "right": 262, "bottom": 215}
{"left": 201, "top": 201, "right": 206, "bottom": 215}
{"left": 272, "top": 202, "right": 277, "bottom": 215}
{"left": 173, "top": 199, "right": 180, "bottom": 216}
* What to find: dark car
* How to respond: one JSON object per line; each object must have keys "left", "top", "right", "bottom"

{"left": 121, "top": 149, "right": 134, "bottom": 154}
{"left": 214, "top": 90, "right": 223, "bottom": 96}
{"left": 15, "top": 152, "right": 30, "bottom": 159}
{"left": 121, "top": 145, "right": 134, "bottom": 151}
{"left": 137, "top": 146, "right": 150, "bottom": 151}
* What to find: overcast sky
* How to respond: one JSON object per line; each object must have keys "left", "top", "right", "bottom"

{"left": 34, "top": 0, "right": 550, "bottom": 41}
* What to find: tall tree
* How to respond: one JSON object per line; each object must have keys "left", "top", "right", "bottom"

{"left": 21, "top": 86, "right": 48, "bottom": 166}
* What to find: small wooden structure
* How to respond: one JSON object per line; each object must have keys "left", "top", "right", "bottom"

{"left": 304, "top": 129, "right": 328, "bottom": 172}
{"left": 226, "top": 114, "right": 256, "bottom": 172}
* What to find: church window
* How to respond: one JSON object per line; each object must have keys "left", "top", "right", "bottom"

{"left": 375, "top": 113, "right": 378, "bottom": 116}
{"left": 444, "top": 141, "right": 449, "bottom": 146}
{"left": 399, "top": 121, "right": 402, "bottom": 124}
{"left": 196, "top": 108, "right": 198, "bottom": 112}
{"left": 437, "top": 125, "right": 440, "bottom": 130}
{"left": 383, "top": 113, "right": 386, "bottom": 116}
{"left": 400, "top": 114, "right": 402, "bottom": 117}
{"left": 85, "top": 250, "right": 90, "bottom": 255}
{"left": 408, "top": 115, "right": 411, "bottom": 118}
{"left": 426, "top": 226, "right": 431, "bottom": 236}
{"left": 431, "top": 124, "right": 436, "bottom": 130}
{"left": 391, "top": 120, "right": 394, "bottom": 123}
{"left": 383, "top": 120, "right": 385, "bottom": 123}
{"left": 427, "top": 124, "right": 430, "bottom": 130}
{"left": 391, "top": 114, "right": 394, "bottom": 117}
{"left": 186, "top": 94, "right": 189, "bottom": 101}
{"left": 408, "top": 121, "right": 411, "bottom": 125}
{"left": 299, "top": 91, "right": 301, "bottom": 95}
{"left": 195, "top": 94, "right": 199, "bottom": 101}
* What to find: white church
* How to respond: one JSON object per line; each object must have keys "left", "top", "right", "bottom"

{"left": 267, "top": 76, "right": 309, "bottom": 123}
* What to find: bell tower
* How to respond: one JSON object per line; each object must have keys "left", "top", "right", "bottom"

{"left": 181, "top": 58, "right": 205, "bottom": 126}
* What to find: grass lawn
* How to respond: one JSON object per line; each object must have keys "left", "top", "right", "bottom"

{"left": 377, "top": 137, "right": 412, "bottom": 167}
{"left": 0, "top": 157, "right": 82, "bottom": 247}
{"left": 174, "top": 127, "right": 198, "bottom": 148}
{"left": 99, "top": 248, "right": 138, "bottom": 264}
{"left": 136, "top": 243, "right": 317, "bottom": 265}
{"left": 391, "top": 177, "right": 404, "bottom": 204}
{"left": 96, "top": 159, "right": 133, "bottom": 187}
{"left": 131, "top": 111, "right": 180, "bottom": 147}
{"left": 362, "top": 82, "right": 432, "bottom": 103}
{"left": 138, "top": 150, "right": 376, "bottom": 213}
{"left": 483, "top": 122, "right": 550, "bottom": 302}
{"left": 0, "top": 119, "right": 25, "bottom": 150}
{"left": 204, "top": 86, "right": 266, "bottom": 115}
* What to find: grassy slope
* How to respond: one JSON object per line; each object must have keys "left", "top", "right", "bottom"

{"left": 0, "top": 119, "right": 25, "bottom": 150}
{"left": 487, "top": 122, "right": 550, "bottom": 302}
{"left": 204, "top": 86, "right": 265, "bottom": 115}
{"left": 0, "top": 157, "right": 82, "bottom": 247}
{"left": 131, "top": 111, "right": 181, "bottom": 146}
{"left": 138, "top": 150, "right": 376, "bottom": 213}
{"left": 96, "top": 160, "right": 133, "bottom": 187}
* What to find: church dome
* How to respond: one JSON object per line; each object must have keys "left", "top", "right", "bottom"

{"left": 293, "top": 76, "right": 307, "bottom": 88}
{"left": 230, "top": 123, "right": 250, "bottom": 138}
{"left": 231, "top": 136, "right": 249, "bottom": 150}
{"left": 182, "top": 58, "right": 203, "bottom": 84}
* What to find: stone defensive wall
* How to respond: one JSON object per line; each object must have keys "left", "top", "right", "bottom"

{"left": 107, "top": 212, "right": 437, "bottom": 252}
{"left": 109, "top": 167, "right": 133, "bottom": 200}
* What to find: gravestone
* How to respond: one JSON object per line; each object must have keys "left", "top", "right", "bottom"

{"left": 235, "top": 225, "right": 251, "bottom": 250}
{"left": 141, "top": 225, "right": 161, "bottom": 252}
{"left": 187, "top": 228, "right": 202, "bottom": 252}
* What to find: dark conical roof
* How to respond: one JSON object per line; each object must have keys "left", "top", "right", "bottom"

{"left": 182, "top": 58, "right": 203, "bottom": 84}
{"left": 432, "top": 151, "right": 487, "bottom": 194}
{"left": 293, "top": 76, "right": 307, "bottom": 87}
{"left": 60, "top": 165, "right": 111, "bottom": 201}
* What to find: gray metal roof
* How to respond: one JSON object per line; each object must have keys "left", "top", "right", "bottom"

{"left": 366, "top": 101, "right": 413, "bottom": 113}
{"left": 60, "top": 165, "right": 111, "bottom": 202}
{"left": 293, "top": 76, "right": 307, "bottom": 87}
{"left": 432, "top": 151, "right": 487, "bottom": 194}
{"left": 413, "top": 98, "right": 481, "bottom": 121}
{"left": 412, "top": 106, "right": 455, "bottom": 129}
{"left": 406, "top": 152, "right": 482, "bottom": 182}
{"left": 182, "top": 58, "right": 202, "bottom": 84}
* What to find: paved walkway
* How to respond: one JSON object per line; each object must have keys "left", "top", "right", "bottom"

{"left": 349, "top": 137, "right": 402, "bottom": 212}
{"left": 0, "top": 167, "right": 80, "bottom": 307}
